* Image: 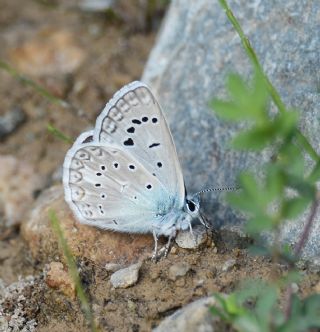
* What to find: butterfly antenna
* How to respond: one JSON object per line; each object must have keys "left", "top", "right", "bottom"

{"left": 196, "top": 186, "right": 240, "bottom": 196}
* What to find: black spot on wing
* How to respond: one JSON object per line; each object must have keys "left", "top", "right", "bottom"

{"left": 124, "top": 138, "right": 134, "bottom": 146}
{"left": 127, "top": 127, "right": 135, "bottom": 133}
{"left": 149, "top": 143, "right": 160, "bottom": 148}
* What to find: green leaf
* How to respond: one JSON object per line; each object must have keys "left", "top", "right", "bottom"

{"left": 285, "top": 175, "right": 315, "bottom": 199}
{"left": 210, "top": 99, "right": 242, "bottom": 121}
{"left": 245, "top": 215, "right": 274, "bottom": 234}
{"left": 282, "top": 197, "right": 310, "bottom": 219}
{"left": 278, "top": 143, "right": 305, "bottom": 178}
{"left": 227, "top": 73, "right": 250, "bottom": 106}
{"left": 248, "top": 245, "right": 270, "bottom": 256}
{"left": 307, "top": 158, "right": 320, "bottom": 183}
{"left": 274, "top": 110, "right": 298, "bottom": 137}
{"left": 278, "top": 270, "right": 301, "bottom": 286}
{"left": 252, "top": 70, "right": 269, "bottom": 113}
{"left": 224, "top": 294, "right": 243, "bottom": 315}
{"left": 211, "top": 70, "right": 270, "bottom": 123}
{"left": 228, "top": 192, "right": 258, "bottom": 214}
{"left": 255, "top": 286, "right": 279, "bottom": 329}
{"left": 231, "top": 124, "right": 276, "bottom": 150}
{"left": 265, "top": 165, "right": 284, "bottom": 200}
{"left": 235, "top": 314, "right": 262, "bottom": 332}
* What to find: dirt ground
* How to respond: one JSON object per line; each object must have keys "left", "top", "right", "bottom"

{"left": 0, "top": 1, "right": 319, "bottom": 331}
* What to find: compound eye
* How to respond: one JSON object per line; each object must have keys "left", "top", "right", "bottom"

{"left": 187, "top": 200, "right": 196, "bottom": 212}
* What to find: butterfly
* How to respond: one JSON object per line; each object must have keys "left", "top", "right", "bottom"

{"left": 63, "top": 81, "right": 209, "bottom": 259}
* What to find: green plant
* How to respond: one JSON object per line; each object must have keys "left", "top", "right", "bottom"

{"left": 49, "top": 210, "right": 100, "bottom": 332}
{"left": 209, "top": 1, "right": 320, "bottom": 331}
{"left": 211, "top": 280, "right": 320, "bottom": 332}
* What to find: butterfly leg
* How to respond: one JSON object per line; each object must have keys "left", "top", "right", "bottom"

{"left": 152, "top": 230, "right": 159, "bottom": 261}
{"left": 199, "top": 212, "right": 210, "bottom": 229}
{"left": 163, "top": 233, "right": 174, "bottom": 258}
{"left": 154, "top": 230, "right": 176, "bottom": 260}
{"left": 188, "top": 220, "right": 197, "bottom": 246}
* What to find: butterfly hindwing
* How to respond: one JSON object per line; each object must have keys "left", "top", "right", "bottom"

{"left": 63, "top": 141, "right": 175, "bottom": 233}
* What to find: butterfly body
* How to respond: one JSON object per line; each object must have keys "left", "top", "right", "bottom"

{"left": 63, "top": 81, "right": 204, "bottom": 253}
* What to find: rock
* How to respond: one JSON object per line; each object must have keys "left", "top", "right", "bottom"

{"left": 217, "top": 224, "right": 252, "bottom": 250}
{"left": 0, "top": 107, "right": 26, "bottom": 140}
{"left": 175, "top": 225, "right": 209, "bottom": 249}
{"left": 221, "top": 259, "right": 237, "bottom": 272}
{"left": 0, "top": 276, "right": 41, "bottom": 332}
{"left": 142, "top": 0, "right": 320, "bottom": 258}
{"left": 45, "top": 262, "right": 76, "bottom": 299}
{"left": 110, "top": 262, "right": 142, "bottom": 289}
{"left": 10, "top": 29, "right": 85, "bottom": 76}
{"left": 168, "top": 262, "right": 190, "bottom": 281}
{"left": 306, "top": 257, "right": 320, "bottom": 274}
{"left": 153, "top": 297, "right": 219, "bottom": 332}
{"left": 21, "top": 185, "right": 154, "bottom": 265}
{"left": 79, "top": 0, "right": 114, "bottom": 12}
{"left": 0, "top": 155, "right": 44, "bottom": 227}
{"left": 105, "top": 263, "right": 123, "bottom": 272}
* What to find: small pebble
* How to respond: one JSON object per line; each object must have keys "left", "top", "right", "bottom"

{"left": 79, "top": 0, "right": 114, "bottom": 12}
{"left": 175, "top": 225, "right": 208, "bottom": 249}
{"left": 110, "top": 262, "right": 142, "bottom": 288}
{"left": 291, "top": 283, "right": 299, "bottom": 293}
{"left": 221, "top": 259, "right": 237, "bottom": 272}
{"left": 168, "top": 262, "right": 190, "bottom": 281}
{"left": 0, "top": 107, "right": 26, "bottom": 140}
{"left": 170, "top": 246, "right": 178, "bottom": 254}
{"left": 105, "top": 263, "right": 122, "bottom": 272}
{"left": 127, "top": 299, "right": 137, "bottom": 312}
{"left": 193, "top": 286, "right": 206, "bottom": 297}
{"left": 45, "top": 262, "right": 75, "bottom": 298}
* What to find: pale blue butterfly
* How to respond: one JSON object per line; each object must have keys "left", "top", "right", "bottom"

{"left": 63, "top": 81, "right": 208, "bottom": 258}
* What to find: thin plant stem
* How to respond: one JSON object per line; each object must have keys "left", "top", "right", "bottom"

{"left": 294, "top": 195, "right": 320, "bottom": 257}
{"left": 49, "top": 210, "right": 100, "bottom": 332}
{"left": 218, "top": 0, "right": 319, "bottom": 162}
{"left": 218, "top": 0, "right": 286, "bottom": 113}
{"left": 284, "top": 195, "right": 320, "bottom": 319}
{"left": 0, "top": 59, "right": 89, "bottom": 121}
{"left": 0, "top": 60, "right": 68, "bottom": 107}
{"left": 47, "top": 124, "right": 73, "bottom": 144}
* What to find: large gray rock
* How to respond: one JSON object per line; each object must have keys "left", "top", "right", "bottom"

{"left": 142, "top": 0, "right": 320, "bottom": 257}
{"left": 153, "top": 297, "right": 219, "bottom": 332}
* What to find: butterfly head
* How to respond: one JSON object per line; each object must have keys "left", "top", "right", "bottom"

{"left": 185, "top": 193, "right": 201, "bottom": 218}
{"left": 183, "top": 192, "right": 211, "bottom": 230}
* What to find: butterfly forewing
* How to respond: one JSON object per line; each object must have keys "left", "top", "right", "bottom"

{"left": 94, "top": 81, "right": 185, "bottom": 209}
